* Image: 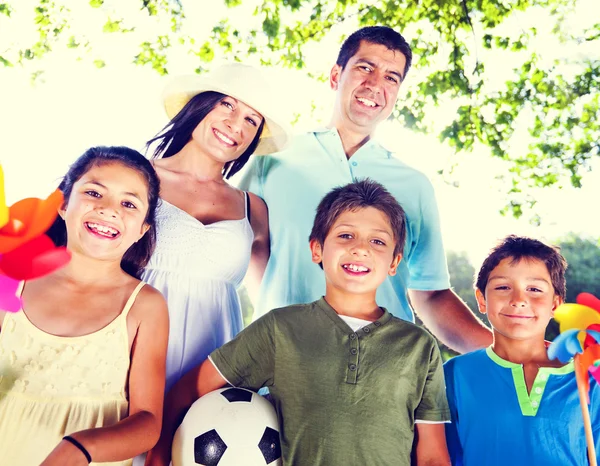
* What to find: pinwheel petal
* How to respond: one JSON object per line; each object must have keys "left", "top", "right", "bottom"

{"left": 577, "top": 293, "right": 600, "bottom": 314}
{"left": 590, "top": 365, "right": 600, "bottom": 386}
{"left": 585, "top": 326, "right": 600, "bottom": 348}
{"left": 27, "top": 247, "right": 71, "bottom": 279}
{"left": 0, "top": 234, "right": 70, "bottom": 280}
{"left": 554, "top": 303, "right": 600, "bottom": 333}
{"left": 0, "top": 274, "right": 22, "bottom": 313}
{"left": 581, "top": 345, "right": 600, "bottom": 372}
{"left": 0, "top": 189, "right": 62, "bottom": 254}
{"left": 548, "top": 329, "right": 583, "bottom": 362}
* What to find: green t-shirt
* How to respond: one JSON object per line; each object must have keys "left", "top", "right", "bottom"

{"left": 210, "top": 298, "right": 450, "bottom": 465}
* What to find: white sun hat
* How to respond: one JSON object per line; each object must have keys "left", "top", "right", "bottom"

{"left": 161, "top": 63, "right": 291, "bottom": 156}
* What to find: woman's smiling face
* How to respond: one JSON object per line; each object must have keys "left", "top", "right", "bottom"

{"left": 190, "top": 96, "right": 263, "bottom": 164}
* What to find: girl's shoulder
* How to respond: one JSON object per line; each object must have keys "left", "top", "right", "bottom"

{"left": 128, "top": 281, "right": 168, "bottom": 322}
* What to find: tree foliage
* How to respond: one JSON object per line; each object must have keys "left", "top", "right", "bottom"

{"left": 1, "top": 0, "right": 599, "bottom": 217}
{"left": 556, "top": 233, "right": 600, "bottom": 304}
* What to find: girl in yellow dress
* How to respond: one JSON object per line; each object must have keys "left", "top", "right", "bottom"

{"left": 0, "top": 146, "right": 169, "bottom": 466}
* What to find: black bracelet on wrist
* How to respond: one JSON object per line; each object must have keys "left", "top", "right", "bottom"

{"left": 63, "top": 435, "right": 92, "bottom": 464}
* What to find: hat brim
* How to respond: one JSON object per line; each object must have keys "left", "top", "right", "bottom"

{"left": 162, "top": 74, "right": 290, "bottom": 156}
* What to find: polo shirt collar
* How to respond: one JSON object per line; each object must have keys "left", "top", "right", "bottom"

{"left": 312, "top": 127, "right": 393, "bottom": 157}
{"left": 315, "top": 297, "right": 392, "bottom": 335}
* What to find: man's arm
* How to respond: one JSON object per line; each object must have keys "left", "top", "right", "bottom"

{"left": 414, "top": 424, "right": 451, "bottom": 466}
{"left": 409, "top": 289, "right": 492, "bottom": 354}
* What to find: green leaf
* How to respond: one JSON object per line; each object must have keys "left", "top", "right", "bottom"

{"left": 0, "top": 3, "right": 12, "bottom": 17}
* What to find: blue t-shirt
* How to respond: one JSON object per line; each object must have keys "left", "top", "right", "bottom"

{"left": 444, "top": 347, "right": 600, "bottom": 465}
{"left": 237, "top": 129, "right": 450, "bottom": 321}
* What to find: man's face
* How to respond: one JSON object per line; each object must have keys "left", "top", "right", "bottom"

{"left": 330, "top": 40, "right": 407, "bottom": 134}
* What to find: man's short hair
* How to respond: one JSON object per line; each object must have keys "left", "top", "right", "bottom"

{"left": 309, "top": 179, "right": 406, "bottom": 257}
{"left": 336, "top": 26, "right": 413, "bottom": 79}
{"left": 475, "top": 235, "right": 567, "bottom": 300}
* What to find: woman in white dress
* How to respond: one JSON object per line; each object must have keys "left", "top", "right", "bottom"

{"left": 143, "top": 64, "right": 289, "bottom": 392}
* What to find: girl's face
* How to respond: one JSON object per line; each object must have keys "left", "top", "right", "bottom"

{"left": 60, "top": 162, "right": 150, "bottom": 263}
{"left": 190, "top": 95, "right": 263, "bottom": 164}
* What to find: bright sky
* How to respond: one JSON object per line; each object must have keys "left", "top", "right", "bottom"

{"left": 0, "top": 0, "right": 599, "bottom": 268}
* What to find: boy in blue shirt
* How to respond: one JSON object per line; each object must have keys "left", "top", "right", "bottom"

{"left": 148, "top": 179, "right": 451, "bottom": 466}
{"left": 444, "top": 235, "right": 600, "bottom": 465}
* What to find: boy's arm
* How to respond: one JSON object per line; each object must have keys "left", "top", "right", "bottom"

{"left": 146, "top": 359, "right": 227, "bottom": 466}
{"left": 146, "top": 312, "right": 276, "bottom": 466}
{"left": 414, "top": 423, "right": 451, "bottom": 466}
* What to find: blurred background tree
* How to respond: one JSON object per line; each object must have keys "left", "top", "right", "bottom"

{"left": 1, "top": 0, "right": 598, "bottom": 217}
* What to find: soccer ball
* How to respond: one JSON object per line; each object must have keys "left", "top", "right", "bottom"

{"left": 172, "top": 387, "right": 282, "bottom": 466}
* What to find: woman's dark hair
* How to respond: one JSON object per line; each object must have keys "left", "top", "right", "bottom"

{"left": 46, "top": 146, "right": 160, "bottom": 279}
{"left": 146, "top": 91, "right": 265, "bottom": 179}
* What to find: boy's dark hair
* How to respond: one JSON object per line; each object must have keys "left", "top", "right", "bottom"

{"left": 309, "top": 179, "right": 406, "bottom": 258}
{"left": 146, "top": 91, "right": 265, "bottom": 180}
{"left": 475, "top": 235, "right": 567, "bottom": 300}
{"left": 336, "top": 26, "right": 413, "bottom": 80}
{"left": 47, "top": 146, "right": 160, "bottom": 279}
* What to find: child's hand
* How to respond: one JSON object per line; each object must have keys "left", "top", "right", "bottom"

{"left": 40, "top": 439, "right": 90, "bottom": 466}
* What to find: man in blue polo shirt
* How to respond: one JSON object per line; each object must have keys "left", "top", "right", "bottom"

{"left": 239, "top": 25, "right": 491, "bottom": 353}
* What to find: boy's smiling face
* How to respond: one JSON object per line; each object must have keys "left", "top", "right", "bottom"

{"left": 310, "top": 206, "right": 401, "bottom": 297}
{"left": 477, "top": 257, "right": 562, "bottom": 342}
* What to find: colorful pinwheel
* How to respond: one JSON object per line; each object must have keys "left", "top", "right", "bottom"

{"left": 548, "top": 292, "right": 600, "bottom": 466}
{"left": 0, "top": 164, "right": 71, "bottom": 312}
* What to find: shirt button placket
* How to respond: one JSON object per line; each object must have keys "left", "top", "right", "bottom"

{"left": 346, "top": 333, "right": 359, "bottom": 384}
{"left": 349, "top": 160, "right": 359, "bottom": 181}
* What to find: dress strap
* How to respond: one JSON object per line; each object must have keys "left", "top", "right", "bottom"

{"left": 245, "top": 191, "right": 251, "bottom": 223}
{"left": 122, "top": 281, "right": 146, "bottom": 317}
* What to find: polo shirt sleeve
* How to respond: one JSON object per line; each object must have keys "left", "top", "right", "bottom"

{"left": 235, "top": 156, "right": 265, "bottom": 198}
{"left": 414, "top": 341, "right": 451, "bottom": 423}
{"left": 443, "top": 358, "right": 464, "bottom": 465}
{"left": 405, "top": 175, "right": 450, "bottom": 291}
{"left": 209, "top": 311, "right": 275, "bottom": 390}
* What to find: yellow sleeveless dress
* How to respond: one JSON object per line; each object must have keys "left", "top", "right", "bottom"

{"left": 0, "top": 281, "right": 145, "bottom": 466}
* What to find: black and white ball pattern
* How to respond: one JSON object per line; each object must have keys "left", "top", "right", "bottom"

{"left": 173, "top": 387, "right": 282, "bottom": 466}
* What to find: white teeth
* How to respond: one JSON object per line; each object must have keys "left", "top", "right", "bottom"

{"left": 87, "top": 222, "right": 118, "bottom": 236}
{"left": 344, "top": 264, "right": 369, "bottom": 272}
{"left": 214, "top": 129, "right": 236, "bottom": 145}
{"left": 357, "top": 97, "right": 377, "bottom": 107}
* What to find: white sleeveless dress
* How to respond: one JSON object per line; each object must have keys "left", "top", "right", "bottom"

{"left": 142, "top": 195, "right": 253, "bottom": 392}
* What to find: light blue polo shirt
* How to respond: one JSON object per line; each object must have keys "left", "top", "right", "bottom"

{"left": 444, "top": 348, "right": 600, "bottom": 465}
{"left": 238, "top": 128, "right": 450, "bottom": 321}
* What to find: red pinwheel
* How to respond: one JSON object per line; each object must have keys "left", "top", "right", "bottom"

{"left": 0, "top": 164, "right": 71, "bottom": 313}
{"left": 548, "top": 293, "right": 600, "bottom": 466}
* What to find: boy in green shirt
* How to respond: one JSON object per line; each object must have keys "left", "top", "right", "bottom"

{"left": 147, "top": 179, "right": 451, "bottom": 466}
